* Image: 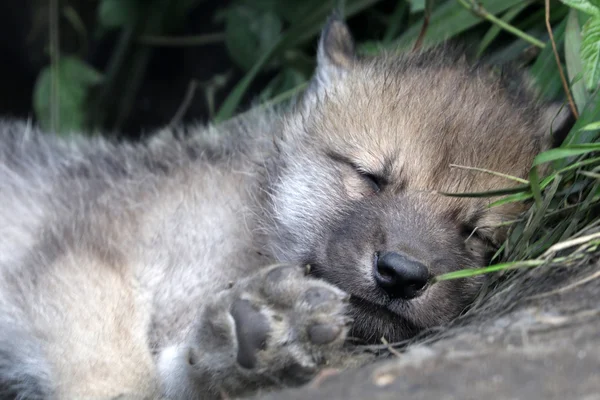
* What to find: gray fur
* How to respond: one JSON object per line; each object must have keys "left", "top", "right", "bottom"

{"left": 0, "top": 18, "right": 565, "bottom": 399}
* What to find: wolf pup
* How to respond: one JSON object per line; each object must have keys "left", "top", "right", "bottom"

{"left": 0, "top": 16, "right": 566, "bottom": 399}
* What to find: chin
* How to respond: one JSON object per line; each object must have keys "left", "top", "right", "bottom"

{"left": 346, "top": 296, "right": 422, "bottom": 344}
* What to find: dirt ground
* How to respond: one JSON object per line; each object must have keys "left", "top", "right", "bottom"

{"left": 256, "top": 260, "right": 600, "bottom": 400}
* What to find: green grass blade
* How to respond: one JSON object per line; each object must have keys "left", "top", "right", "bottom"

{"left": 529, "top": 166, "right": 543, "bottom": 208}
{"left": 439, "top": 184, "right": 530, "bottom": 198}
{"left": 533, "top": 144, "right": 600, "bottom": 166}
{"left": 488, "top": 192, "right": 534, "bottom": 208}
{"left": 530, "top": 18, "right": 568, "bottom": 101}
{"left": 449, "top": 164, "right": 529, "bottom": 184}
{"left": 433, "top": 259, "right": 545, "bottom": 282}
{"left": 565, "top": 9, "right": 590, "bottom": 111}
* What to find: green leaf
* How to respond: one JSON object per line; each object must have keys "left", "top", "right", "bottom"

{"left": 563, "top": 89, "right": 600, "bottom": 146}
{"left": 33, "top": 56, "right": 103, "bottom": 134}
{"left": 410, "top": 0, "right": 426, "bottom": 13}
{"left": 259, "top": 68, "right": 308, "bottom": 101}
{"left": 98, "top": 0, "right": 140, "bottom": 30}
{"left": 476, "top": 2, "right": 529, "bottom": 57}
{"left": 530, "top": 18, "right": 568, "bottom": 101}
{"left": 581, "top": 120, "right": 600, "bottom": 130}
{"left": 560, "top": 0, "right": 600, "bottom": 16}
{"left": 215, "top": 0, "right": 381, "bottom": 122}
{"left": 225, "top": 4, "right": 282, "bottom": 71}
{"left": 382, "top": 1, "right": 409, "bottom": 43}
{"left": 565, "top": 9, "right": 590, "bottom": 111}
{"left": 391, "top": 0, "right": 524, "bottom": 51}
{"left": 580, "top": 16, "right": 600, "bottom": 91}
{"left": 274, "top": 0, "right": 325, "bottom": 23}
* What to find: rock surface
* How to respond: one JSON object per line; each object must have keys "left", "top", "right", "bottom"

{"left": 255, "top": 260, "right": 600, "bottom": 400}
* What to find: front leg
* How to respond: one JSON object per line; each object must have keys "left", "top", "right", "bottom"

{"left": 158, "top": 264, "right": 351, "bottom": 399}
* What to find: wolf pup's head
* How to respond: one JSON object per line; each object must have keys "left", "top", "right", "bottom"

{"left": 264, "top": 17, "right": 569, "bottom": 342}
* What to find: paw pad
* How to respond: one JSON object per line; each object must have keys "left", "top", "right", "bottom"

{"left": 265, "top": 264, "right": 303, "bottom": 284}
{"left": 307, "top": 323, "right": 342, "bottom": 345}
{"left": 230, "top": 299, "right": 270, "bottom": 369}
{"left": 302, "top": 287, "right": 338, "bottom": 307}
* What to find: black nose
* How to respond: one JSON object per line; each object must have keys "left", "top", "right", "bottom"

{"left": 374, "top": 252, "right": 429, "bottom": 299}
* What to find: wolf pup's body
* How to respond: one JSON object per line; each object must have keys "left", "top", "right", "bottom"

{"left": 0, "top": 18, "right": 565, "bottom": 399}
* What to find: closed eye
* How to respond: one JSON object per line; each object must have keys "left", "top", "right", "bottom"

{"left": 327, "top": 152, "right": 387, "bottom": 194}
{"left": 357, "top": 170, "right": 383, "bottom": 193}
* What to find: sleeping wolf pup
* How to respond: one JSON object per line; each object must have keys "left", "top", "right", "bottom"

{"left": 0, "top": 16, "right": 565, "bottom": 400}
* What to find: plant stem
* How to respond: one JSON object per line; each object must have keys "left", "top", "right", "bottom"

{"left": 413, "top": 0, "right": 433, "bottom": 51}
{"left": 545, "top": 0, "right": 579, "bottom": 119}
{"left": 168, "top": 80, "right": 198, "bottom": 127}
{"left": 138, "top": 33, "right": 225, "bottom": 47}
{"left": 259, "top": 81, "right": 309, "bottom": 109}
{"left": 49, "top": 0, "right": 60, "bottom": 132}
{"left": 383, "top": 0, "right": 408, "bottom": 44}
{"left": 449, "top": 164, "right": 530, "bottom": 184}
{"left": 456, "top": 0, "right": 546, "bottom": 49}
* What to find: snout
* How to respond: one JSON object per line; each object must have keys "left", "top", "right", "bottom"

{"left": 373, "top": 251, "right": 430, "bottom": 299}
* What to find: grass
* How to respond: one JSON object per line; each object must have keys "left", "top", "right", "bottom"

{"left": 435, "top": 139, "right": 600, "bottom": 282}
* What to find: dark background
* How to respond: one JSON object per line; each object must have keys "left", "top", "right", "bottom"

{"left": 0, "top": 0, "right": 410, "bottom": 137}
{"left": 0, "top": 0, "right": 571, "bottom": 139}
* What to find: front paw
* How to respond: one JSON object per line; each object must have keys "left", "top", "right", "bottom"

{"left": 162, "top": 264, "right": 352, "bottom": 398}
{"left": 229, "top": 264, "right": 350, "bottom": 376}
{"left": 188, "top": 264, "right": 349, "bottom": 388}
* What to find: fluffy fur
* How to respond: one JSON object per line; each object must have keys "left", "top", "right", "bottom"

{"left": 0, "top": 18, "right": 567, "bottom": 399}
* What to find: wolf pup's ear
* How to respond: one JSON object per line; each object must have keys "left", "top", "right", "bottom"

{"left": 314, "top": 15, "right": 356, "bottom": 88}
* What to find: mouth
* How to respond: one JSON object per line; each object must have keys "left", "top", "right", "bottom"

{"left": 348, "top": 293, "right": 385, "bottom": 308}
{"left": 348, "top": 293, "right": 408, "bottom": 317}
{"left": 347, "top": 294, "right": 421, "bottom": 342}
{"left": 307, "top": 261, "right": 426, "bottom": 342}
